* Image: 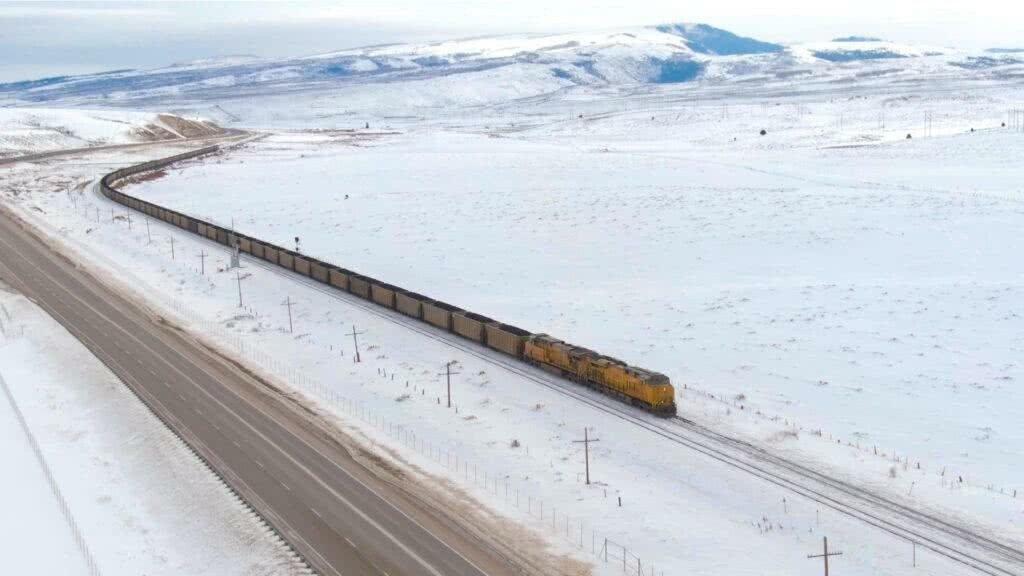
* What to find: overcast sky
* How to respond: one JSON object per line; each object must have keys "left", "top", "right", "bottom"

{"left": 2, "top": 1, "right": 1022, "bottom": 83}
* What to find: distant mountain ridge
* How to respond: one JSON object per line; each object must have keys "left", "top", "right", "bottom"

{"left": 833, "top": 36, "right": 884, "bottom": 42}
{"left": 654, "top": 23, "right": 784, "bottom": 55}
{"left": 0, "top": 22, "right": 1018, "bottom": 111}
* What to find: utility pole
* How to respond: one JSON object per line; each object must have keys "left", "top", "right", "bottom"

{"left": 438, "top": 361, "right": 460, "bottom": 408}
{"left": 572, "top": 427, "right": 600, "bottom": 485}
{"left": 127, "top": 211, "right": 132, "bottom": 230}
{"left": 349, "top": 325, "right": 365, "bottom": 363}
{"left": 199, "top": 250, "right": 207, "bottom": 275}
{"left": 282, "top": 296, "right": 294, "bottom": 333}
{"left": 235, "top": 269, "right": 245, "bottom": 307}
{"left": 145, "top": 218, "right": 151, "bottom": 244}
{"left": 807, "top": 536, "right": 843, "bottom": 576}
{"left": 169, "top": 236, "right": 175, "bottom": 260}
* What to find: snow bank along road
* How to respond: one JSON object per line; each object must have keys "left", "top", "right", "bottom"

{"left": 100, "top": 143, "right": 1024, "bottom": 576}
{"left": 0, "top": 188, "right": 523, "bottom": 575}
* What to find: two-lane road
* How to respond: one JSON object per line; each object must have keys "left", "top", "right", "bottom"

{"left": 0, "top": 203, "right": 522, "bottom": 576}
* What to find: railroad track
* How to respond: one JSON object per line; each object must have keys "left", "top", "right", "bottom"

{"left": 225, "top": 247, "right": 1024, "bottom": 576}
{"left": 89, "top": 178, "right": 1024, "bottom": 576}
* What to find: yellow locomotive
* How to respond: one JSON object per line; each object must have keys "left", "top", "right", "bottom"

{"left": 524, "top": 335, "right": 677, "bottom": 416}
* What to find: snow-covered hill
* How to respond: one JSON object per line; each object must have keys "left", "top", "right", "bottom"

{"left": 0, "top": 109, "right": 220, "bottom": 156}
{"left": 1, "top": 22, "right": 1018, "bottom": 118}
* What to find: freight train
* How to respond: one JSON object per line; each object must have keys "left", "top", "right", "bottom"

{"left": 100, "top": 147, "right": 678, "bottom": 417}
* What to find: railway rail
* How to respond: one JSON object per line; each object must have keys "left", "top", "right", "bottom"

{"left": 92, "top": 146, "right": 1024, "bottom": 576}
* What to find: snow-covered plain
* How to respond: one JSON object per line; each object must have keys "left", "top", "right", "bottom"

{"left": 0, "top": 281, "right": 305, "bottom": 575}
{"left": 3, "top": 22, "right": 1024, "bottom": 576}
{"left": 3, "top": 72, "right": 1023, "bottom": 574}
{"left": 131, "top": 86, "right": 1024, "bottom": 497}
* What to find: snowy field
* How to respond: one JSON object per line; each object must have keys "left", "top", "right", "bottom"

{"left": 0, "top": 281, "right": 305, "bottom": 575}
{"left": 131, "top": 85, "right": 1024, "bottom": 499}
{"left": 2, "top": 85, "right": 1022, "bottom": 574}
{"left": 3, "top": 23, "right": 1024, "bottom": 573}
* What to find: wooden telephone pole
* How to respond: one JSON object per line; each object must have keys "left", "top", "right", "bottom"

{"left": 282, "top": 296, "right": 294, "bottom": 333}
{"left": 349, "top": 325, "right": 365, "bottom": 363}
{"left": 807, "top": 536, "right": 842, "bottom": 576}
{"left": 438, "top": 361, "right": 460, "bottom": 408}
{"left": 199, "top": 250, "right": 207, "bottom": 275}
{"left": 235, "top": 269, "right": 247, "bottom": 307}
{"left": 573, "top": 427, "right": 600, "bottom": 485}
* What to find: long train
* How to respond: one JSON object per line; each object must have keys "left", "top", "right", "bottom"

{"left": 100, "top": 146, "right": 678, "bottom": 416}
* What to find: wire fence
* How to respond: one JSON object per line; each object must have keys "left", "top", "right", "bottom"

{"left": 0, "top": 364, "right": 104, "bottom": 576}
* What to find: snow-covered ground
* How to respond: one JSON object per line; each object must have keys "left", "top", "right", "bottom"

{"left": 129, "top": 88, "right": 1024, "bottom": 497}
{"left": 0, "top": 275, "right": 304, "bottom": 574}
{"left": 1, "top": 16, "right": 1023, "bottom": 569}
{"left": 0, "top": 108, "right": 217, "bottom": 157}
{"left": 3, "top": 71, "right": 1023, "bottom": 574}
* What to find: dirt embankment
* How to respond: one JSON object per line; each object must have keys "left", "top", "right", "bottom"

{"left": 130, "top": 114, "right": 224, "bottom": 142}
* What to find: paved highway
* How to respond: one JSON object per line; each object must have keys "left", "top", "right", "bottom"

{"left": 0, "top": 194, "right": 523, "bottom": 575}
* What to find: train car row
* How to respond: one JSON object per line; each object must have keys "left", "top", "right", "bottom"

{"left": 100, "top": 150, "right": 678, "bottom": 416}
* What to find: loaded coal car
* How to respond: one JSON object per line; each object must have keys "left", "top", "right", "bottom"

{"left": 98, "top": 146, "right": 680, "bottom": 418}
